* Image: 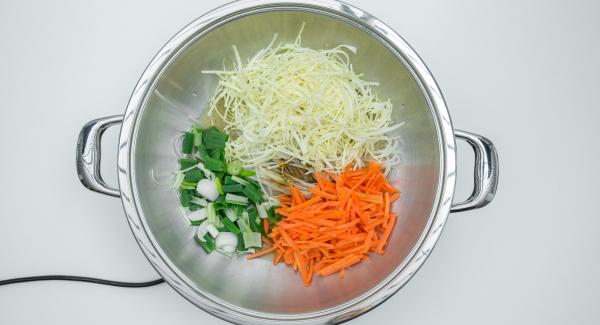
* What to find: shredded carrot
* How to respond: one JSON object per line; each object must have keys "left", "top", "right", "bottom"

{"left": 290, "top": 186, "right": 305, "bottom": 205}
{"left": 281, "top": 196, "right": 322, "bottom": 213}
{"left": 383, "top": 192, "right": 390, "bottom": 222}
{"left": 247, "top": 246, "right": 277, "bottom": 259}
{"left": 376, "top": 214, "right": 396, "bottom": 253}
{"left": 261, "top": 236, "right": 273, "bottom": 246}
{"left": 310, "top": 187, "right": 337, "bottom": 200}
{"left": 263, "top": 219, "right": 270, "bottom": 235}
{"left": 318, "top": 254, "right": 362, "bottom": 276}
{"left": 265, "top": 161, "right": 399, "bottom": 286}
{"left": 278, "top": 194, "right": 292, "bottom": 204}
{"left": 273, "top": 250, "right": 284, "bottom": 265}
{"left": 308, "top": 259, "right": 315, "bottom": 282}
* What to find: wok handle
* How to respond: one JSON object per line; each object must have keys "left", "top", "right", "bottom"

{"left": 76, "top": 115, "right": 123, "bottom": 197}
{"left": 450, "top": 130, "right": 499, "bottom": 212}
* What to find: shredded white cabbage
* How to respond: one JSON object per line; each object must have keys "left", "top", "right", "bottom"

{"left": 203, "top": 25, "right": 402, "bottom": 201}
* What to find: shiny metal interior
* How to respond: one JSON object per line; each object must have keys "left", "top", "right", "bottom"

{"left": 131, "top": 9, "right": 440, "bottom": 315}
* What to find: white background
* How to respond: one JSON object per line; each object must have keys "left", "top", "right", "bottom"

{"left": 1, "top": 0, "right": 599, "bottom": 324}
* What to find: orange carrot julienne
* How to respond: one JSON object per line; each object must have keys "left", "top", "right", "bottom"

{"left": 384, "top": 192, "right": 390, "bottom": 221}
{"left": 263, "top": 161, "right": 399, "bottom": 286}
{"left": 318, "top": 254, "right": 362, "bottom": 276}
{"left": 310, "top": 188, "right": 337, "bottom": 200}
{"left": 376, "top": 214, "right": 396, "bottom": 253}
{"left": 308, "top": 259, "right": 315, "bottom": 282}
{"left": 273, "top": 250, "right": 284, "bottom": 265}
{"left": 278, "top": 195, "right": 292, "bottom": 205}
{"left": 282, "top": 196, "right": 321, "bottom": 213}
{"left": 247, "top": 246, "right": 277, "bottom": 260}
{"left": 351, "top": 192, "right": 384, "bottom": 204}
{"left": 262, "top": 236, "right": 273, "bottom": 245}
{"left": 275, "top": 208, "right": 290, "bottom": 217}
{"left": 290, "top": 186, "right": 305, "bottom": 205}
{"left": 296, "top": 241, "right": 335, "bottom": 249}
{"left": 261, "top": 218, "right": 268, "bottom": 232}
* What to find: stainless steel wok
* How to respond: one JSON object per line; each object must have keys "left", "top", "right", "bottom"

{"left": 76, "top": 1, "right": 499, "bottom": 324}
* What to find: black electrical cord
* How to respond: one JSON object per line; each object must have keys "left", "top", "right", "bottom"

{"left": 0, "top": 275, "right": 164, "bottom": 288}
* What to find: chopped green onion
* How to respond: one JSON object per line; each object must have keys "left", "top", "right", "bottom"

{"left": 213, "top": 196, "right": 227, "bottom": 211}
{"left": 184, "top": 169, "right": 203, "bottom": 182}
{"left": 267, "top": 206, "right": 282, "bottom": 225}
{"left": 242, "top": 184, "right": 264, "bottom": 204}
{"left": 206, "top": 223, "right": 220, "bottom": 238}
{"left": 222, "top": 217, "right": 241, "bottom": 235}
{"left": 188, "top": 208, "right": 207, "bottom": 225}
{"left": 235, "top": 205, "right": 244, "bottom": 217}
{"left": 215, "top": 232, "right": 238, "bottom": 254}
{"left": 267, "top": 206, "right": 276, "bottom": 218}
{"left": 239, "top": 169, "right": 256, "bottom": 177}
{"left": 195, "top": 162, "right": 215, "bottom": 180}
{"left": 180, "top": 190, "right": 193, "bottom": 207}
{"left": 231, "top": 175, "right": 249, "bottom": 186}
{"left": 236, "top": 233, "right": 246, "bottom": 252}
{"left": 203, "top": 127, "right": 228, "bottom": 150}
{"left": 197, "top": 143, "right": 210, "bottom": 161}
{"left": 215, "top": 195, "right": 226, "bottom": 204}
{"left": 222, "top": 183, "right": 243, "bottom": 193}
{"left": 204, "top": 233, "right": 216, "bottom": 250}
{"left": 242, "top": 232, "right": 262, "bottom": 249}
{"left": 176, "top": 126, "right": 271, "bottom": 256}
{"left": 192, "top": 128, "right": 203, "bottom": 147}
{"left": 179, "top": 159, "right": 197, "bottom": 170}
{"left": 256, "top": 203, "right": 269, "bottom": 219}
{"left": 190, "top": 196, "right": 208, "bottom": 206}
{"left": 247, "top": 206, "right": 258, "bottom": 219}
{"left": 182, "top": 132, "right": 194, "bottom": 154}
{"left": 226, "top": 163, "right": 242, "bottom": 176}
{"left": 224, "top": 208, "right": 238, "bottom": 222}
{"left": 196, "top": 221, "right": 209, "bottom": 240}
{"left": 194, "top": 236, "right": 208, "bottom": 252}
{"left": 181, "top": 180, "right": 198, "bottom": 187}
{"left": 247, "top": 207, "right": 261, "bottom": 233}
{"left": 242, "top": 176, "right": 261, "bottom": 189}
{"left": 196, "top": 179, "right": 219, "bottom": 201}
{"left": 237, "top": 211, "right": 252, "bottom": 233}
{"left": 215, "top": 177, "right": 224, "bottom": 195}
{"left": 172, "top": 173, "right": 185, "bottom": 190}
{"left": 189, "top": 205, "right": 203, "bottom": 221}
{"left": 206, "top": 203, "right": 221, "bottom": 227}
{"left": 225, "top": 193, "right": 249, "bottom": 205}
{"left": 204, "top": 157, "right": 225, "bottom": 172}
{"left": 195, "top": 232, "right": 216, "bottom": 254}
{"left": 209, "top": 149, "right": 221, "bottom": 160}
{"left": 268, "top": 216, "right": 280, "bottom": 226}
